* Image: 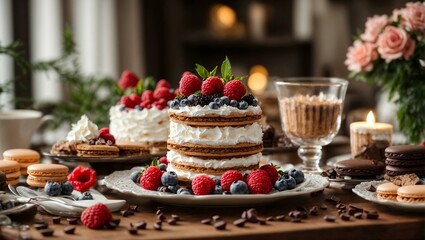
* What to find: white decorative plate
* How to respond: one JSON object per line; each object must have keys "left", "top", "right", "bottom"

{"left": 104, "top": 168, "right": 329, "bottom": 206}
{"left": 352, "top": 180, "right": 425, "bottom": 211}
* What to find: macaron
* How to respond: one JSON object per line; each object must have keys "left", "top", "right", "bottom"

{"left": 0, "top": 160, "right": 21, "bottom": 185}
{"left": 76, "top": 143, "right": 119, "bottom": 158}
{"left": 3, "top": 149, "right": 40, "bottom": 175}
{"left": 115, "top": 141, "right": 149, "bottom": 156}
{"left": 385, "top": 145, "right": 425, "bottom": 160}
{"left": 335, "top": 159, "right": 385, "bottom": 178}
{"left": 376, "top": 182, "right": 399, "bottom": 201}
{"left": 397, "top": 185, "right": 425, "bottom": 203}
{"left": 26, "top": 163, "right": 69, "bottom": 188}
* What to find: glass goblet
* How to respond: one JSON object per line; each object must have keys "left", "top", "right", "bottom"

{"left": 275, "top": 78, "right": 348, "bottom": 173}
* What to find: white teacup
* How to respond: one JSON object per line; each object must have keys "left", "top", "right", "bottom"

{"left": 0, "top": 110, "right": 52, "bottom": 155}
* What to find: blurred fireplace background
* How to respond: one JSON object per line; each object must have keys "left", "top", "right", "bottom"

{"left": 0, "top": 0, "right": 410, "bottom": 145}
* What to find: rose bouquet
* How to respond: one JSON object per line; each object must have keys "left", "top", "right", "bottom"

{"left": 345, "top": 1, "right": 425, "bottom": 143}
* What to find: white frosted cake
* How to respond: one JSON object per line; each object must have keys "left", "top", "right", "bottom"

{"left": 167, "top": 103, "right": 263, "bottom": 183}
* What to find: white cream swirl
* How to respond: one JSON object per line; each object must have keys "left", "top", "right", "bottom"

{"left": 109, "top": 106, "right": 169, "bottom": 142}
{"left": 169, "top": 121, "right": 263, "bottom": 145}
{"left": 166, "top": 151, "right": 261, "bottom": 169}
{"left": 168, "top": 105, "right": 262, "bottom": 117}
{"left": 66, "top": 115, "right": 99, "bottom": 142}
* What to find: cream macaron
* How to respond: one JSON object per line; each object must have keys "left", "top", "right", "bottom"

{"left": 0, "top": 160, "right": 21, "bottom": 185}
{"left": 26, "top": 163, "right": 69, "bottom": 188}
{"left": 376, "top": 182, "right": 399, "bottom": 201}
{"left": 3, "top": 149, "right": 40, "bottom": 175}
{"left": 397, "top": 185, "right": 425, "bottom": 203}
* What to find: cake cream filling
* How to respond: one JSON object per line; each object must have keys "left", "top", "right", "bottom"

{"left": 168, "top": 105, "right": 262, "bottom": 117}
{"left": 169, "top": 121, "right": 263, "bottom": 145}
{"left": 166, "top": 151, "right": 261, "bottom": 169}
{"left": 109, "top": 106, "right": 169, "bottom": 142}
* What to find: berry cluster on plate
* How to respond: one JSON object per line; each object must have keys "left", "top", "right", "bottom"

{"left": 117, "top": 70, "right": 175, "bottom": 111}
{"left": 130, "top": 158, "right": 304, "bottom": 195}
{"left": 169, "top": 57, "right": 258, "bottom": 110}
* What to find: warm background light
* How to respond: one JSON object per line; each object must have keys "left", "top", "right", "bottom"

{"left": 211, "top": 4, "right": 237, "bottom": 29}
{"left": 366, "top": 111, "right": 375, "bottom": 126}
{"left": 248, "top": 65, "right": 268, "bottom": 95}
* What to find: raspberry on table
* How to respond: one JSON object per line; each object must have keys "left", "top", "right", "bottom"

{"left": 140, "top": 166, "right": 163, "bottom": 191}
{"left": 81, "top": 203, "right": 112, "bottom": 229}
{"left": 192, "top": 175, "right": 216, "bottom": 195}
{"left": 247, "top": 170, "right": 273, "bottom": 194}
{"left": 223, "top": 80, "right": 246, "bottom": 101}
{"left": 68, "top": 166, "right": 97, "bottom": 193}
{"left": 220, "top": 170, "right": 245, "bottom": 192}
{"left": 179, "top": 74, "right": 202, "bottom": 96}
{"left": 201, "top": 76, "right": 224, "bottom": 95}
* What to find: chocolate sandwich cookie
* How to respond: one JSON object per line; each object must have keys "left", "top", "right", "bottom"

{"left": 384, "top": 145, "right": 425, "bottom": 160}
{"left": 385, "top": 158, "right": 425, "bottom": 166}
{"left": 335, "top": 159, "right": 385, "bottom": 178}
{"left": 76, "top": 143, "right": 119, "bottom": 158}
{"left": 385, "top": 165, "right": 425, "bottom": 177}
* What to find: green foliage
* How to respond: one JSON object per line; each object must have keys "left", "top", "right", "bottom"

{"left": 351, "top": 36, "right": 425, "bottom": 143}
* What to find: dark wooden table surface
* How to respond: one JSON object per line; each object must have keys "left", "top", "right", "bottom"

{"left": 3, "top": 181, "right": 425, "bottom": 240}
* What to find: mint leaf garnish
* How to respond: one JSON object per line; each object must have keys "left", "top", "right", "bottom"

{"left": 195, "top": 64, "right": 210, "bottom": 80}
{"left": 221, "top": 56, "right": 232, "bottom": 82}
{"left": 210, "top": 66, "right": 218, "bottom": 77}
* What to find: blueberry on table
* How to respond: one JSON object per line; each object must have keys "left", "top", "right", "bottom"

{"left": 167, "top": 184, "right": 181, "bottom": 194}
{"left": 44, "top": 181, "right": 62, "bottom": 196}
{"left": 284, "top": 176, "right": 297, "bottom": 189}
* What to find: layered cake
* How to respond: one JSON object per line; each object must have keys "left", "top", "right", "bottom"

{"left": 109, "top": 71, "right": 174, "bottom": 154}
{"left": 166, "top": 59, "right": 263, "bottom": 183}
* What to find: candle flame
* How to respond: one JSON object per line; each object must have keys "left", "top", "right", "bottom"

{"left": 366, "top": 111, "right": 375, "bottom": 126}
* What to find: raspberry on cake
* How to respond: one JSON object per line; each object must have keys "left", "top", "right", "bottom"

{"left": 110, "top": 73, "right": 174, "bottom": 154}
{"left": 166, "top": 58, "right": 263, "bottom": 184}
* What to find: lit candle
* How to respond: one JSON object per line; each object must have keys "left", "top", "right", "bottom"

{"left": 350, "top": 111, "right": 393, "bottom": 158}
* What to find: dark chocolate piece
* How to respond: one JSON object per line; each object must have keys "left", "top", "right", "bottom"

{"left": 171, "top": 214, "right": 180, "bottom": 221}
{"left": 129, "top": 205, "right": 138, "bottom": 212}
{"left": 66, "top": 218, "right": 78, "bottom": 225}
{"left": 39, "top": 229, "right": 54, "bottom": 237}
{"left": 201, "top": 218, "right": 211, "bottom": 225}
{"left": 257, "top": 217, "right": 266, "bottom": 225}
{"left": 214, "top": 220, "right": 226, "bottom": 230}
{"left": 212, "top": 215, "right": 221, "bottom": 222}
{"left": 323, "top": 215, "right": 336, "bottom": 222}
{"left": 135, "top": 221, "right": 147, "bottom": 230}
{"left": 276, "top": 215, "right": 286, "bottom": 221}
{"left": 233, "top": 218, "right": 246, "bottom": 227}
{"left": 153, "top": 222, "right": 162, "bottom": 230}
{"left": 157, "top": 213, "right": 166, "bottom": 221}
{"left": 33, "top": 223, "right": 48, "bottom": 230}
{"left": 266, "top": 216, "right": 275, "bottom": 221}
{"left": 167, "top": 218, "right": 177, "bottom": 225}
{"left": 320, "top": 204, "right": 328, "bottom": 210}
{"left": 52, "top": 216, "right": 61, "bottom": 224}
{"left": 111, "top": 218, "right": 121, "bottom": 226}
{"left": 367, "top": 184, "right": 376, "bottom": 192}
{"left": 354, "top": 212, "right": 363, "bottom": 219}
{"left": 366, "top": 211, "right": 379, "bottom": 219}
{"left": 63, "top": 226, "right": 75, "bottom": 234}
{"left": 309, "top": 206, "right": 319, "bottom": 216}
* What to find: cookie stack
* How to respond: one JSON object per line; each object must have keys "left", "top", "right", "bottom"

{"left": 27, "top": 163, "right": 69, "bottom": 188}
{"left": 384, "top": 145, "right": 425, "bottom": 178}
{"left": 3, "top": 149, "right": 40, "bottom": 175}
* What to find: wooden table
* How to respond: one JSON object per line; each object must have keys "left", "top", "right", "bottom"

{"left": 3, "top": 182, "right": 425, "bottom": 240}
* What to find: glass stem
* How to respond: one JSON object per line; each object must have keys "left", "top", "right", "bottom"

{"left": 297, "top": 145, "right": 322, "bottom": 173}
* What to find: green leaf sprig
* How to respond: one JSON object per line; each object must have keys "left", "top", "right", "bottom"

{"left": 195, "top": 56, "right": 244, "bottom": 83}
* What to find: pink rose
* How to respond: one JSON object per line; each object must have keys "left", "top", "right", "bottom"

{"left": 361, "top": 15, "right": 389, "bottom": 42}
{"left": 377, "top": 26, "right": 416, "bottom": 63}
{"left": 391, "top": 8, "right": 407, "bottom": 26}
{"left": 404, "top": 2, "right": 425, "bottom": 31}
{"left": 345, "top": 40, "right": 378, "bottom": 72}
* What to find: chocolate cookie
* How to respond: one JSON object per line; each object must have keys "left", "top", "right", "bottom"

{"left": 385, "top": 158, "right": 425, "bottom": 166}
{"left": 384, "top": 145, "right": 425, "bottom": 160}
{"left": 385, "top": 165, "right": 425, "bottom": 177}
{"left": 335, "top": 159, "right": 385, "bottom": 178}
